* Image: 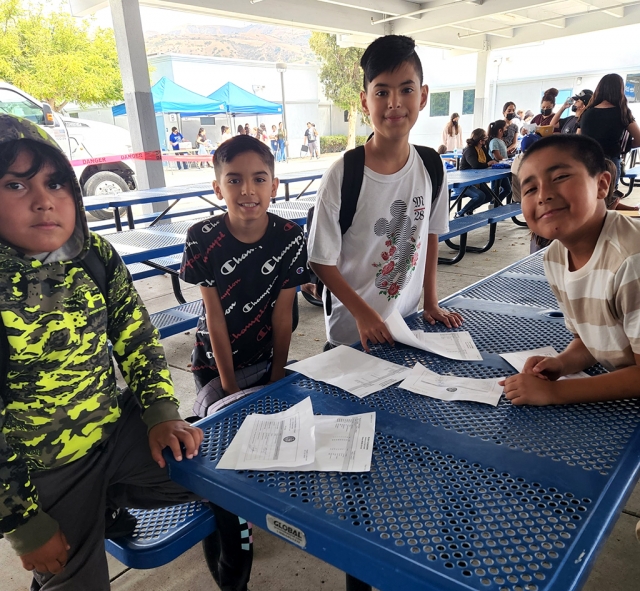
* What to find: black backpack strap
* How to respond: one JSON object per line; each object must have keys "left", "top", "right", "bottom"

{"left": 339, "top": 145, "right": 366, "bottom": 235}
{"left": 79, "top": 243, "right": 108, "bottom": 301}
{"left": 414, "top": 144, "right": 445, "bottom": 204}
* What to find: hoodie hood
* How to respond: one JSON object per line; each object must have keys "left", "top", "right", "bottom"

{"left": 0, "top": 114, "right": 89, "bottom": 263}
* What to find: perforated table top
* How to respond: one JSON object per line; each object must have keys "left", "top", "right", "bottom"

{"left": 166, "top": 251, "right": 640, "bottom": 591}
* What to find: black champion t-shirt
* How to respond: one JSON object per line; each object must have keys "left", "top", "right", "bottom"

{"left": 180, "top": 212, "right": 309, "bottom": 378}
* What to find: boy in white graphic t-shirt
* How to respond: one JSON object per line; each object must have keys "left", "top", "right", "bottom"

{"left": 308, "top": 35, "right": 463, "bottom": 349}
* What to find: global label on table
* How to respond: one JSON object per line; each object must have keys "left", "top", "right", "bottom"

{"left": 266, "top": 514, "right": 307, "bottom": 548}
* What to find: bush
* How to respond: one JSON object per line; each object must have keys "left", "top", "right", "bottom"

{"left": 320, "top": 135, "right": 368, "bottom": 153}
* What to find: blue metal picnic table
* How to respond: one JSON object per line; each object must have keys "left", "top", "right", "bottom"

{"left": 165, "top": 250, "right": 640, "bottom": 591}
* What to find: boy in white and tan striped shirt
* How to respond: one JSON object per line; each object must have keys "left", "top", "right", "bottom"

{"left": 500, "top": 134, "right": 640, "bottom": 406}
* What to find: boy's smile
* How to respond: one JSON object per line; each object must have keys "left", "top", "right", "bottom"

{"left": 213, "top": 152, "right": 279, "bottom": 239}
{"left": 519, "top": 146, "right": 610, "bottom": 248}
{"left": 361, "top": 61, "right": 428, "bottom": 142}
{"left": 0, "top": 150, "right": 76, "bottom": 256}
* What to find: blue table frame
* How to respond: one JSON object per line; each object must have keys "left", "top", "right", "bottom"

{"left": 165, "top": 251, "right": 640, "bottom": 591}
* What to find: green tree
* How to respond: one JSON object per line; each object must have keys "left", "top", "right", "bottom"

{"left": 0, "top": 0, "right": 122, "bottom": 111}
{"left": 309, "top": 32, "right": 365, "bottom": 150}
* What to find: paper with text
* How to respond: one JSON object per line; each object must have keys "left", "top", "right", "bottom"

{"left": 385, "top": 309, "right": 483, "bottom": 361}
{"left": 286, "top": 345, "right": 411, "bottom": 398}
{"left": 399, "top": 362, "right": 503, "bottom": 406}
{"left": 233, "top": 397, "right": 315, "bottom": 470}
{"left": 500, "top": 347, "right": 590, "bottom": 379}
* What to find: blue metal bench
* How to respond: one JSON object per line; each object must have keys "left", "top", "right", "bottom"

{"left": 438, "top": 203, "right": 524, "bottom": 265}
{"left": 88, "top": 205, "right": 217, "bottom": 233}
{"left": 149, "top": 299, "right": 202, "bottom": 339}
{"left": 105, "top": 501, "right": 216, "bottom": 569}
{"left": 621, "top": 165, "right": 640, "bottom": 197}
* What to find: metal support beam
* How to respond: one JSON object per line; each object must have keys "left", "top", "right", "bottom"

{"left": 109, "top": 0, "right": 166, "bottom": 198}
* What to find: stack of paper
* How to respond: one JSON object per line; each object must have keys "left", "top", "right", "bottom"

{"left": 286, "top": 345, "right": 411, "bottom": 398}
{"left": 217, "top": 397, "right": 376, "bottom": 472}
{"left": 385, "top": 309, "right": 483, "bottom": 361}
{"left": 398, "top": 362, "right": 503, "bottom": 406}
{"left": 500, "top": 347, "right": 590, "bottom": 379}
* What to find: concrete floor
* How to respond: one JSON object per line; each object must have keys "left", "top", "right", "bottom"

{"left": 3, "top": 184, "right": 640, "bottom": 590}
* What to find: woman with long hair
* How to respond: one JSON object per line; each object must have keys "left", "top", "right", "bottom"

{"left": 530, "top": 88, "right": 560, "bottom": 129}
{"left": 441, "top": 113, "right": 464, "bottom": 151}
{"left": 580, "top": 73, "right": 640, "bottom": 187}
{"left": 502, "top": 102, "right": 519, "bottom": 156}
{"left": 195, "top": 127, "right": 212, "bottom": 168}
{"left": 487, "top": 120, "right": 511, "bottom": 200}
{"left": 549, "top": 89, "right": 593, "bottom": 135}
{"left": 236, "top": 124, "right": 245, "bottom": 136}
{"left": 455, "top": 128, "right": 497, "bottom": 217}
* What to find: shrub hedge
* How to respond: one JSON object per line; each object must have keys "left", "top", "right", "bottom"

{"left": 319, "top": 135, "right": 368, "bottom": 153}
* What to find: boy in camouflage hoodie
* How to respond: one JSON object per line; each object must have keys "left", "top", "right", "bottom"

{"left": 0, "top": 116, "right": 252, "bottom": 590}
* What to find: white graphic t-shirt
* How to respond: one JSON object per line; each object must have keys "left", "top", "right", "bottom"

{"left": 308, "top": 147, "right": 449, "bottom": 345}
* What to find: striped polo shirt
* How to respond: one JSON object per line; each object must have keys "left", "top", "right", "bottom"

{"left": 544, "top": 211, "right": 640, "bottom": 372}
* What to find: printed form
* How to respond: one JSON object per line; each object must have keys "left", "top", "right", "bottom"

{"left": 286, "top": 345, "right": 411, "bottom": 398}
{"left": 217, "top": 397, "right": 376, "bottom": 472}
{"left": 399, "top": 362, "right": 503, "bottom": 406}
{"left": 500, "top": 347, "right": 590, "bottom": 379}
{"left": 385, "top": 309, "right": 483, "bottom": 361}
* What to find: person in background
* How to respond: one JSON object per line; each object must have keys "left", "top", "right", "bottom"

{"left": 516, "top": 109, "right": 525, "bottom": 121}
{"left": 169, "top": 126, "right": 186, "bottom": 171}
{"left": 441, "top": 113, "right": 464, "bottom": 151}
{"left": 580, "top": 73, "right": 640, "bottom": 189}
{"left": 244, "top": 123, "right": 250, "bottom": 136}
{"left": 304, "top": 122, "right": 319, "bottom": 160}
{"left": 455, "top": 128, "right": 497, "bottom": 217}
{"left": 236, "top": 125, "right": 245, "bottom": 136}
{"left": 219, "top": 125, "right": 232, "bottom": 145}
{"left": 549, "top": 89, "right": 593, "bottom": 135}
{"left": 276, "top": 121, "right": 287, "bottom": 163}
{"left": 312, "top": 123, "right": 321, "bottom": 156}
{"left": 437, "top": 144, "right": 456, "bottom": 167}
{"left": 511, "top": 132, "right": 540, "bottom": 205}
{"left": 487, "top": 120, "right": 511, "bottom": 201}
{"left": 502, "top": 102, "right": 519, "bottom": 156}
{"left": 269, "top": 124, "right": 278, "bottom": 155}
{"left": 196, "top": 127, "right": 212, "bottom": 168}
{"left": 530, "top": 88, "right": 560, "bottom": 130}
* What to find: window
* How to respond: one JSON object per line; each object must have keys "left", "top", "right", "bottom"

{"left": 625, "top": 74, "right": 640, "bottom": 102}
{"left": 430, "top": 92, "right": 450, "bottom": 117}
{"left": 462, "top": 89, "right": 475, "bottom": 115}
{"left": 200, "top": 117, "right": 216, "bottom": 125}
{"left": 0, "top": 88, "right": 45, "bottom": 124}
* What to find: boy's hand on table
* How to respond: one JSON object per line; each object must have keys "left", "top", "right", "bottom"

{"left": 354, "top": 306, "right": 394, "bottom": 352}
{"left": 499, "top": 373, "right": 557, "bottom": 406}
{"left": 522, "top": 355, "right": 564, "bottom": 381}
{"left": 20, "top": 530, "right": 70, "bottom": 574}
{"left": 149, "top": 420, "right": 204, "bottom": 468}
{"left": 423, "top": 305, "right": 463, "bottom": 328}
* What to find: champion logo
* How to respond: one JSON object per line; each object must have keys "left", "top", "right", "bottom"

{"left": 296, "top": 267, "right": 304, "bottom": 274}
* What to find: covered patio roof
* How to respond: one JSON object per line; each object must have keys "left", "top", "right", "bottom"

{"left": 72, "top": 0, "right": 640, "bottom": 53}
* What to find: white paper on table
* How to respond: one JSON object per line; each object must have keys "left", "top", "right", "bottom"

{"left": 286, "top": 345, "right": 411, "bottom": 398}
{"left": 217, "top": 409, "right": 376, "bottom": 472}
{"left": 398, "top": 362, "right": 503, "bottom": 406}
{"left": 500, "top": 347, "right": 590, "bottom": 379}
{"left": 228, "top": 397, "right": 316, "bottom": 470}
{"left": 384, "top": 309, "right": 482, "bottom": 361}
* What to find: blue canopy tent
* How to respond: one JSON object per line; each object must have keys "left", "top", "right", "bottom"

{"left": 207, "top": 82, "right": 282, "bottom": 116}
{"left": 111, "top": 77, "right": 226, "bottom": 117}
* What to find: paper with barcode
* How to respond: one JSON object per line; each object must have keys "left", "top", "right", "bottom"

{"left": 385, "top": 309, "right": 482, "bottom": 361}
{"left": 500, "top": 347, "right": 590, "bottom": 379}
{"left": 217, "top": 397, "right": 375, "bottom": 472}
{"left": 398, "top": 362, "right": 503, "bottom": 406}
{"left": 286, "top": 345, "right": 411, "bottom": 398}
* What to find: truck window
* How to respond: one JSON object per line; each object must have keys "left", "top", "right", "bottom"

{"left": 0, "top": 88, "right": 45, "bottom": 125}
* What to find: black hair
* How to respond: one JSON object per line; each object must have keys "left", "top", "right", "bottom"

{"left": 0, "top": 139, "right": 71, "bottom": 186}
{"left": 171, "top": 126, "right": 178, "bottom": 132}
{"left": 466, "top": 128, "right": 487, "bottom": 147}
{"left": 213, "top": 135, "right": 275, "bottom": 179}
{"left": 487, "top": 120, "right": 507, "bottom": 139}
{"left": 360, "top": 35, "right": 423, "bottom": 90}
{"left": 541, "top": 87, "right": 558, "bottom": 107}
{"left": 521, "top": 134, "right": 607, "bottom": 177}
{"left": 502, "top": 101, "right": 515, "bottom": 114}
{"left": 586, "top": 73, "right": 635, "bottom": 127}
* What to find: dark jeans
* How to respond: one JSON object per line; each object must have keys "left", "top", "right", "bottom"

{"left": 491, "top": 177, "right": 511, "bottom": 202}
{"left": 458, "top": 184, "right": 493, "bottom": 216}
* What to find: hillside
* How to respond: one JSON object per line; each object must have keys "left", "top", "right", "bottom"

{"left": 145, "top": 23, "right": 315, "bottom": 63}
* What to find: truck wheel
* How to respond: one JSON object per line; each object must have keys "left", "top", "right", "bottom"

{"left": 84, "top": 172, "right": 129, "bottom": 221}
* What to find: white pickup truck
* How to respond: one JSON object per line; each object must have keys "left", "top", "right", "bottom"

{"left": 0, "top": 81, "right": 136, "bottom": 220}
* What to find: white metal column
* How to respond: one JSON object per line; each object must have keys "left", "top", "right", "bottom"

{"left": 473, "top": 42, "right": 491, "bottom": 131}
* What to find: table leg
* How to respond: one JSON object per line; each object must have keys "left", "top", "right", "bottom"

{"left": 438, "top": 233, "right": 468, "bottom": 265}
{"left": 285, "top": 184, "right": 290, "bottom": 201}
{"left": 295, "top": 179, "right": 315, "bottom": 200}
{"left": 126, "top": 206, "right": 135, "bottom": 230}
{"left": 345, "top": 573, "right": 371, "bottom": 591}
{"left": 114, "top": 210, "right": 123, "bottom": 232}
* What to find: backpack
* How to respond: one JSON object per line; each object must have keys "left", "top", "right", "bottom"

{"left": 0, "top": 243, "right": 113, "bottom": 407}
{"left": 307, "top": 143, "right": 445, "bottom": 315}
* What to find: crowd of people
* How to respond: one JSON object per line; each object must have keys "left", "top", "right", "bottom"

{"left": 1, "top": 32, "right": 640, "bottom": 591}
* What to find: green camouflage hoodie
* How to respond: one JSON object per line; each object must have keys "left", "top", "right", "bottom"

{"left": 0, "top": 115, "right": 181, "bottom": 555}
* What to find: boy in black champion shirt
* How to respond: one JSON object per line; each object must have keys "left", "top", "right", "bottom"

{"left": 181, "top": 135, "right": 309, "bottom": 416}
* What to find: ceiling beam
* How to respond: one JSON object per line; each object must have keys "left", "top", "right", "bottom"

{"left": 393, "top": 0, "right": 563, "bottom": 34}
{"left": 317, "top": 0, "right": 424, "bottom": 18}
